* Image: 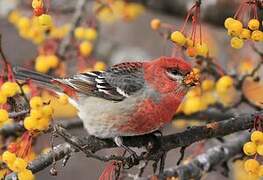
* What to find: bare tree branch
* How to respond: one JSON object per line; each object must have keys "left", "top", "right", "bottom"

{"left": 137, "top": 133, "right": 249, "bottom": 180}
{"left": 4, "top": 111, "right": 262, "bottom": 180}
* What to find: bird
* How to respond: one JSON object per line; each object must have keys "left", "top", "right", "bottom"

{"left": 14, "top": 56, "right": 198, "bottom": 154}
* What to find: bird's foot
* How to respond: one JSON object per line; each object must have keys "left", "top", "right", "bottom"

{"left": 114, "top": 136, "right": 140, "bottom": 168}
{"left": 124, "top": 152, "right": 140, "bottom": 169}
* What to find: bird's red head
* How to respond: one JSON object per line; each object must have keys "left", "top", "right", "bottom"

{"left": 143, "top": 56, "right": 193, "bottom": 96}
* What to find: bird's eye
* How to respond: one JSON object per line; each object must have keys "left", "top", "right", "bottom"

{"left": 167, "top": 69, "right": 184, "bottom": 76}
{"left": 166, "top": 69, "right": 184, "bottom": 81}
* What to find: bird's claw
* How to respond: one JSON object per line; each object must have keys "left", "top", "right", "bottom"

{"left": 124, "top": 153, "right": 140, "bottom": 169}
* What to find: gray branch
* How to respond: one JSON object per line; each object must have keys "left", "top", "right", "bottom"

{"left": 158, "top": 133, "right": 248, "bottom": 179}
{"left": 5, "top": 111, "right": 262, "bottom": 180}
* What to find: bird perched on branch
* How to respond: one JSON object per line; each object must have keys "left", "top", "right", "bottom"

{"left": 14, "top": 56, "right": 198, "bottom": 154}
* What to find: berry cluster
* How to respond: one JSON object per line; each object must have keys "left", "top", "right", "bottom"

{"left": 0, "top": 81, "right": 20, "bottom": 104}
{"left": 74, "top": 27, "right": 98, "bottom": 41}
{"left": 8, "top": 10, "right": 69, "bottom": 44}
{"left": 94, "top": 0, "right": 144, "bottom": 23}
{"left": 73, "top": 25, "right": 107, "bottom": 72}
{"left": 0, "top": 81, "right": 20, "bottom": 127}
{"left": 74, "top": 26, "right": 98, "bottom": 57}
{"left": 31, "top": 0, "right": 53, "bottom": 30}
{"left": 23, "top": 96, "right": 54, "bottom": 131}
{"left": 32, "top": 0, "right": 44, "bottom": 16}
{"left": 35, "top": 54, "right": 59, "bottom": 73}
{"left": 153, "top": 1, "right": 209, "bottom": 58}
{"left": 224, "top": 1, "right": 263, "bottom": 49}
{"left": 243, "top": 131, "right": 263, "bottom": 177}
{"left": 2, "top": 151, "right": 34, "bottom": 180}
{"left": 178, "top": 75, "right": 236, "bottom": 115}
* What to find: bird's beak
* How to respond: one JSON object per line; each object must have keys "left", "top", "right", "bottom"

{"left": 183, "top": 69, "right": 200, "bottom": 87}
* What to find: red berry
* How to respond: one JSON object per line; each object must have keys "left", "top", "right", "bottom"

{"left": 33, "top": 7, "right": 44, "bottom": 16}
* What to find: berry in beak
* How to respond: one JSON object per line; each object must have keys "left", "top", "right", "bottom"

{"left": 183, "top": 68, "right": 200, "bottom": 87}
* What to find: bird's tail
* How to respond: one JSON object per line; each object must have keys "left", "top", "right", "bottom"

{"left": 13, "top": 66, "right": 60, "bottom": 91}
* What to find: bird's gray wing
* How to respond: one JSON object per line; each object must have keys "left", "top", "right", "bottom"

{"left": 55, "top": 62, "right": 145, "bottom": 101}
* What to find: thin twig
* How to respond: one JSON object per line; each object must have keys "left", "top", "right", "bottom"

{"left": 57, "top": 0, "right": 87, "bottom": 59}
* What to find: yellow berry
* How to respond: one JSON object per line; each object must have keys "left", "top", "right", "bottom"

{"left": 182, "top": 97, "right": 203, "bottom": 115}
{"left": 243, "top": 142, "right": 257, "bottom": 156}
{"left": 258, "top": 165, "right": 263, "bottom": 177}
{"left": 84, "top": 28, "right": 98, "bottom": 41}
{"left": 12, "top": 158, "right": 28, "bottom": 172}
{"left": 8, "top": 10, "right": 21, "bottom": 24}
{"left": 58, "top": 94, "right": 69, "bottom": 105}
{"left": 0, "top": 91, "right": 7, "bottom": 104}
{"left": 186, "top": 38, "right": 194, "bottom": 47}
{"left": 201, "top": 80, "right": 215, "bottom": 91}
{"left": 251, "top": 30, "right": 263, "bottom": 41}
{"left": 46, "top": 55, "right": 59, "bottom": 68}
{"left": 94, "top": 61, "right": 106, "bottom": 71}
{"left": 170, "top": 31, "right": 186, "bottom": 46}
{"left": 79, "top": 41, "right": 93, "bottom": 57}
{"left": 216, "top": 76, "right": 234, "bottom": 93}
{"left": 248, "top": 19, "right": 260, "bottom": 31}
{"left": 17, "top": 17, "right": 30, "bottom": 30}
{"left": 30, "top": 109, "right": 43, "bottom": 119}
{"left": 35, "top": 55, "right": 50, "bottom": 73}
{"left": 36, "top": 117, "right": 50, "bottom": 130}
{"left": 22, "top": 85, "right": 31, "bottom": 94}
{"left": 32, "top": 0, "right": 43, "bottom": 9}
{"left": 185, "top": 87, "right": 201, "bottom": 98}
{"left": 239, "top": 28, "right": 251, "bottom": 39}
{"left": 251, "top": 131, "right": 263, "bottom": 144}
{"left": 201, "top": 92, "right": 216, "bottom": 106}
{"left": 244, "top": 159, "right": 260, "bottom": 174}
{"left": 2, "top": 151, "right": 16, "bottom": 164}
{"left": 123, "top": 3, "right": 144, "bottom": 21}
{"left": 24, "top": 117, "right": 38, "bottom": 131}
{"left": 230, "top": 37, "right": 243, "bottom": 49}
{"left": 30, "top": 96, "right": 43, "bottom": 109}
{"left": 228, "top": 20, "right": 243, "bottom": 36}
{"left": 0, "top": 109, "right": 8, "bottom": 122}
{"left": 257, "top": 144, "right": 263, "bottom": 156}
{"left": 38, "top": 14, "right": 53, "bottom": 30}
{"left": 74, "top": 27, "right": 85, "bottom": 40}
{"left": 1, "top": 82, "right": 19, "bottom": 97}
{"left": 42, "top": 105, "right": 53, "bottom": 117}
{"left": 195, "top": 43, "right": 209, "bottom": 57}
{"left": 150, "top": 18, "right": 161, "bottom": 30}
{"left": 224, "top": 17, "right": 235, "bottom": 29}
{"left": 17, "top": 169, "right": 34, "bottom": 180}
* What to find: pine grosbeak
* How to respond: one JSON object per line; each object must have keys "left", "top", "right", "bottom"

{"left": 14, "top": 56, "right": 197, "bottom": 151}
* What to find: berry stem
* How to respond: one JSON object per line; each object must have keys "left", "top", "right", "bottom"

{"left": 180, "top": 4, "right": 196, "bottom": 33}
{"left": 234, "top": 0, "right": 246, "bottom": 19}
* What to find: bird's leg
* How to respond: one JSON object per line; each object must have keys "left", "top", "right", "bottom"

{"left": 114, "top": 136, "right": 140, "bottom": 168}
{"left": 114, "top": 136, "right": 137, "bottom": 156}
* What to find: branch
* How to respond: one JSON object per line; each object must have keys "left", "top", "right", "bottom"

{"left": 57, "top": 0, "right": 87, "bottom": 58}
{"left": 174, "top": 108, "right": 236, "bottom": 122}
{"left": 152, "top": 133, "right": 249, "bottom": 180}
{"left": 5, "top": 111, "right": 262, "bottom": 179}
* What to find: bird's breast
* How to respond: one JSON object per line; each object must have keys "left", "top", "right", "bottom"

{"left": 76, "top": 88, "right": 183, "bottom": 138}
{"left": 116, "top": 92, "right": 182, "bottom": 135}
